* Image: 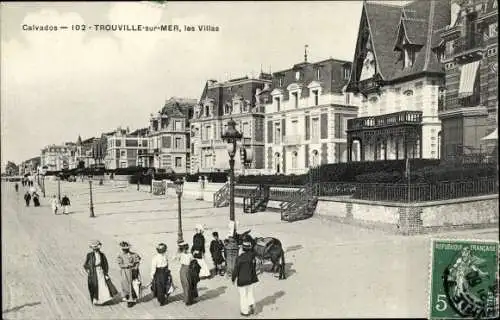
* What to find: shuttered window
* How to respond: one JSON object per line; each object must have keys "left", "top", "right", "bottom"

{"left": 320, "top": 113, "right": 328, "bottom": 139}
{"left": 335, "top": 114, "right": 341, "bottom": 138}
{"left": 162, "top": 136, "right": 171, "bottom": 148}
{"left": 305, "top": 115, "right": 310, "bottom": 140}
{"left": 267, "top": 121, "right": 273, "bottom": 143}
{"left": 282, "top": 119, "right": 286, "bottom": 137}
{"left": 305, "top": 144, "right": 309, "bottom": 167}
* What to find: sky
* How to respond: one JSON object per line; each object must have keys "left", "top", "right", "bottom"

{"left": 1, "top": 0, "right": 409, "bottom": 166}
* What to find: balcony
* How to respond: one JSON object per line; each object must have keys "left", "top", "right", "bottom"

{"left": 347, "top": 111, "right": 423, "bottom": 131}
{"left": 452, "top": 33, "right": 485, "bottom": 63}
{"left": 283, "top": 135, "right": 302, "bottom": 146}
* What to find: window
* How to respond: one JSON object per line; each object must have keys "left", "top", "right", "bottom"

{"left": 316, "top": 68, "right": 320, "bottom": 80}
{"left": 205, "top": 125, "right": 212, "bottom": 139}
{"left": 120, "top": 150, "right": 126, "bottom": 157}
{"left": 343, "top": 67, "right": 350, "bottom": 80}
{"left": 311, "top": 150, "right": 319, "bottom": 167}
{"left": 291, "top": 119, "right": 298, "bottom": 135}
{"left": 274, "top": 124, "right": 281, "bottom": 143}
{"left": 125, "top": 139, "right": 138, "bottom": 147}
{"left": 205, "top": 105, "right": 210, "bottom": 117}
{"left": 311, "top": 117, "right": 319, "bottom": 139}
{"left": 279, "top": 77, "right": 283, "bottom": 87}
{"left": 175, "top": 137, "right": 182, "bottom": 149}
{"left": 312, "top": 90, "right": 319, "bottom": 106}
{"left": 115, "top": 140, "right": 121, "bottom": 147}
{"left": 295, "top": 71, "right": 300, "bottom": 81}
{"left": 142, "top": 140, "right": 148, "bottom": 147}
{"left": 174, "top": 120, "right": 182, "bottom": 131}
{"left": 204, "top": 154, "right": 211, "bottom": 168}
{"left": 292, "top": 92, "right": 299, "bottom": 108}
{"left": 404, "top": 48, "right": 415, "bottom": 68}
{"left": 291, "top": 151, "right": 298, "bottom": 169}
{"left": 275, "top": 97, "right": 281, "bottom": 112}
{"left": 242, "top": 122, "right": 250, "bottom": 137}
{"left": 489, "top": 23, "right": 498, "bottom": 38}
{"left": 345, "top": 92, "right": 350, "bottom": 105}
{"left": 175, "top": 157, "right": 182, "bottom": 168}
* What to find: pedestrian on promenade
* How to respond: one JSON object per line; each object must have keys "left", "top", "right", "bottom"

{"left": 192, "top": 224, "right": 210, "bottom": 279}
{"left": 32, "top": 192, "right": 40, "bottom": 207}
{"left": 50, "top": 195, "right": 60, "bottom": 214}
{"left": 210, "top": 231, "right": 226, "bottom": 276}
{"left": 150, "top": 243, "right": 173, "bottom": 306}
{"left": 232, "top": 240, "right": 259, "bottom": 317}
{"left": 117, "top": 241, "right": 141, "bottom": 307}
{"left": 61, "top": 195, "right": 71, "bottom": 214}
{"left": 83, "top": 240, "right": 118, "bottom": 305}
{"left": 177, "top": 241, "right": 200, "bottom": 306}
{"left": 14, "top": 183, "right": 19, "bottom": 193}
{"left": 29, "top": 184, "right": 36, "bottom": 195}
{"left": 24, "top": 191, "right": 31, "bottom": 206}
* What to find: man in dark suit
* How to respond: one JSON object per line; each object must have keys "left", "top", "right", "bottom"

{"left": 232, "top": 241, "right": 258, "bottom": 316}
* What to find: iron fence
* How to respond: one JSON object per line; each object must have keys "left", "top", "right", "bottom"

{"left": 350, "top": 177, "right": 498, "bottom": 202}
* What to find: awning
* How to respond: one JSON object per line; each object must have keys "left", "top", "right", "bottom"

{"left": 458, "top": 61, "right": 480, "bottom": 98}
{"left": 481, "top": 129, "right": 498, "bottom": 141}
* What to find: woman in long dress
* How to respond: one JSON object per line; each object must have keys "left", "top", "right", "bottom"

{"left": 177, "top": 242, "right": 200, "bottom": 305}
{"left": 117, "top": 241, "right": 141, "bottom": 308}
{"left": 83, "top": 240, "right": 116, "bottom": 305}
{"left": 150, "top": 243, "right": 172, "bottom": 306}
{"left": 191, "top": 225, "right": 210, "bottom": 278}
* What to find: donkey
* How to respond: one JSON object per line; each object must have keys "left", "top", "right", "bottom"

{"left": 235, "top": 230, "right": 286, "bottom": 280}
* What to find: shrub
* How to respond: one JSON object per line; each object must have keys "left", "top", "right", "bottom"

{"left": 237, "top": 174, "right": 307, "bottom": 186}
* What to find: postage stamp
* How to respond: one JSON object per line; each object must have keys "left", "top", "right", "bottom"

{"left": 429, "top": 239, "right": 499, "bottom": 319}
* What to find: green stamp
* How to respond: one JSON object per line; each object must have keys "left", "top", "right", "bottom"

{"left": 429, "top": 239, "right": 499, "bottom": 319}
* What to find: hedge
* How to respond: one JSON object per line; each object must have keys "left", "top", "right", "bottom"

{"left": 237, "top": 174, "right": 308, "bottom": 186}
{"left": 311, "top": 159, "right": 441, "bottom": 182}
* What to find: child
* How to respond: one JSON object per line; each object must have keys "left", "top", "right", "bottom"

{"left": 209, "top": 231, "right": 226, "bottom": 276}
{"left": 61, "top": 195, "right": 71, "bottom": 214}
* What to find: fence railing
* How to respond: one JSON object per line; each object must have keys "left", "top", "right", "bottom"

{"left": 350, "top": 177, "right": 498, "bottom": 202}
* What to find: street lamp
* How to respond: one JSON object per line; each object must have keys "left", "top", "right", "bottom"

{"left": 57, "top": 174, "right": 61, "bottom": 202}
{"left": 89, "top": 174, "right": 95, "bottom": 218}
{"left": 41, "top": 168, "right": 47, "bottom": 198}
{"left": 221, "top": 118, "right": 242, "bottom": 276}
{"left": 174, "top": 178, "right": 184, "bottom": 244}
{"left": 222, "top": 118, "right": 242, "bottom": 232}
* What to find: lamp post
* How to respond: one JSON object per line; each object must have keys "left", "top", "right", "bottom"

{"left": 41, "top": 168, "right": 47, "bottom": 198}
{"left": 222, "top": 119, "right": 242, "bottom": 230}
{"left": 221, "top": 118, "right": 242, "bottom": 276}
{"left": 174, "top": 178, "right": 184, "bottom": 244}
{"left": 89, "top": 174, "right": 95, "bottom": 218}
{"left": 57, "top": 174, "right": 61, "bottom": 202}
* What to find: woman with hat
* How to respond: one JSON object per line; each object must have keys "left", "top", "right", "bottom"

{"left": 116, "top": 241, "right": 142, "bottom": 307}
{"left": 83, "top": 240, "right": 117, "bottom": 305}
{"left": 232, "top": 240, "right": 259, "bottom": 316}
{"left": 191, "top": 224, "right": 210, "bottom": 279}
{"left": 177, "top": 241, "right": 200, "bottom": 306}
{"left": 150, "top": 243, "right": 172, "bottom": 306}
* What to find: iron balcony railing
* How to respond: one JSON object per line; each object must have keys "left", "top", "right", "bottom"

{"left": 347, "top": 111, "right": 423, "bottom": 131}
{"left": 453, "top": 32, "right": 484, "bottom": 56}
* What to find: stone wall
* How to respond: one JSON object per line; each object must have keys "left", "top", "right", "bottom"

{"left": 315, "top": 195, "right": 499, "bottom": 235}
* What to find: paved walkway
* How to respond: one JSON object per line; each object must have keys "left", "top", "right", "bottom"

{"left": 2, "top": 180, "right": 498, "bottom": 319}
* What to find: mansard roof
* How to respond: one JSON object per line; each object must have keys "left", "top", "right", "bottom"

{"left": 270, "top": 58, "right": 351, "bottom": 99}
{"left": 347, "top": 0, "right": 450, "bottom": 88}
{"left": 160, "top": 97, "right": 196, "bottom": 118}
{"left": 129, "top": 127, "right": 149, "bottom": 137}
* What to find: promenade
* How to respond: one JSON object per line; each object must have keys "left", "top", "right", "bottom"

{"left": 2, "top": 180, "right": 498, "bottom": 319}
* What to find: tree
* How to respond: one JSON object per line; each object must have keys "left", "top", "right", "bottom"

{"left": 5, "top": 161, "right": 19, "bottom": 176}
